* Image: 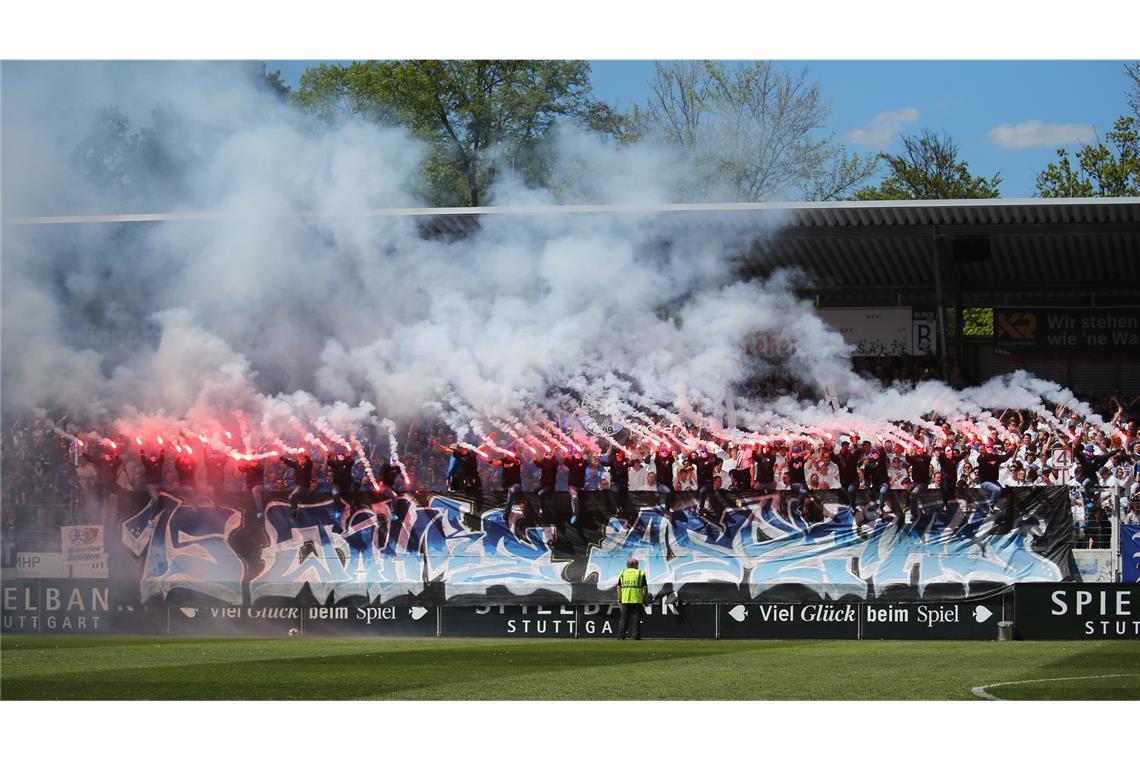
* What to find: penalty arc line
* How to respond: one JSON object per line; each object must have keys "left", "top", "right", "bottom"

{"left": 970, "top": 673, "right": 1135, "bottom": 701}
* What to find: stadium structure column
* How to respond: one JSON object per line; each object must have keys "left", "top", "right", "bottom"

{"left": 929, "top": 226, "right": 950, "bottom": 384}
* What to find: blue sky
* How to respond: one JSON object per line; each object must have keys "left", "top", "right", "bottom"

{"left": 268, "top": 59, "right": 1134, "bottom": 199}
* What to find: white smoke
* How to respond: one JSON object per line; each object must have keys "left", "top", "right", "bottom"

{"left": 1, "top": 61, "right": 1119, "bottom": 451}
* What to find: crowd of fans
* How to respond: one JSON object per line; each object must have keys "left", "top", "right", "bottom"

{"left": 2, "top": 369, "right": 1138, "bottom": 565}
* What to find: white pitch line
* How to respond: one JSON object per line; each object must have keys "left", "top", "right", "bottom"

{"left": 971, "top": 673, "right": 1135, "bottom": 701}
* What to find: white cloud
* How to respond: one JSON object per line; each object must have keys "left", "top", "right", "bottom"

{"left": 985, "top": 120, "right": 1096, "bottom": 150}
{"left": 845, "top": 108, "right": 919, "bottom": 148}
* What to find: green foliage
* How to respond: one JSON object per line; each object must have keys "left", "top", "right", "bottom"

{"left": 1034, "top": 116, "right": 1140, "bottom": 197}
{"left": 962, "top": 307, "right": 994, "bottom": 337}
{"left": 853, "top": 130, "right": 1001, "bottom": 200}
{"left": 71, "top": 105, "right": 186, "bottom": 208}
{"left": 250, "top": 62, "right": 291, "bottom": 100}
{"left": 292, "top": 60, "right": 609, "bottom": 206}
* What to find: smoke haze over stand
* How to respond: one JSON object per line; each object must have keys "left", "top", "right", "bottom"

{"left": 0, "top": 62, "right": 1122, "bottom": 450}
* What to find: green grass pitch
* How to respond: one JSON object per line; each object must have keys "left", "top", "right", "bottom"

{"left": 2, "top": 636, "right": 1138, "bottom": 700}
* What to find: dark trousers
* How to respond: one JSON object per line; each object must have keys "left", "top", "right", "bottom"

{"left": 289, "top": 485, "right": 311, "bottom": 513}
{"left": 537, "top": 487, "right": 554, "bottom": 520}
{"left": 331, "top": 485, "right": 354, "bottom": 515}
{"left": 568, "top": 486, "right": 581, "bottom": 521}
{"left": 250, "top": 485, "right": 265, "bottom": 516}
{"left": 617, "top": 602, "right": 642, "bottom": 640}
{"left": 607, "top": 484, "right": 633, "bottom": 519}
{"left": 697, "top": 483, "right": 718, "bottom": 515}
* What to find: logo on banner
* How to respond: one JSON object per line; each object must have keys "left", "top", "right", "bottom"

{"left": 1122, "top": 526, "right": 1140, "bottom": 584}
{"left": 63, "top": 525, "right": 105, "bottom": 568}
{"left": 996, "top": 311, "right": 1037, "bottom": 340}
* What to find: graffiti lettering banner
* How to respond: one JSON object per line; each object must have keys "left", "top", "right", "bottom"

{"left": 105, "top": 486, "right": 1074, "bottom": 609}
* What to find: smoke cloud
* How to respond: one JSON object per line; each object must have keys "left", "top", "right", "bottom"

{"left": 0, "top": 62, "right": 1118, "bottom": 449}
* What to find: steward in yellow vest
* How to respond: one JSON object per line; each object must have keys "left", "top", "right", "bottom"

{"left": 616, "top": 558, "right": 648, "bottom": 640}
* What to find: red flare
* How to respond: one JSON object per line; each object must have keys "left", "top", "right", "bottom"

{"left": 175, "top": 444, "right": 182, "bottom": 453}
{"left": 198, "top": 435, "right": 207, "bottom": 443}
{"left": 185, "top": 444, "right": 193, "bottom": 455}
{"left": 373, "top": 484, "right": 381, "bottom": 493}
{"left": 76, "top": 438, "right": 85, "bottom": 448}
{"left": 157, "top": 436, "right": 164, "bottom": 445}
{"left": 230, "top": 451, "right": 242, "bottom": 461}
{"left": 135, "top": 436, "right": 143, "bottom": 446}
{"left": 108, "top": 441, "right": 117, "bottom": 450}
{"left": 224, "top": 431, "right": 232, "bottom": 440}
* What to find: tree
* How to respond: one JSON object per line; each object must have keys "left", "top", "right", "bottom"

{"left": 1034, "top": 65, "right": 1140, "bottom": 198}
{"left": 291, "top": 60, "right": 608, "bottom": 207}
{"left": 247, "top": 62, "right": 290, "bottom": 101}
{"left": 853, "top": 130, "right": 1001, "bottom": 200}
{"left": 1035, "top": 117, "right": 1139, "bottom": 197}
{"left": 1126, "top": 62, "right": 1140, "bottom": 117}
{"left": 71, "top": 106, "right": 187, "bottom": 209}
{"left": 631, "top": 61, "right": 878, "bottom": 201}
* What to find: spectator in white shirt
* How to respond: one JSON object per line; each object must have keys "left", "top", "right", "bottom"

{"left": 628, "top": 458, "right": 650, "bottom": 491}
{"left": 888, "top": 456, "right": 908, "bottom": 489}
{"left": 1124, "top": 499, "right": 1140, "bottom": 525}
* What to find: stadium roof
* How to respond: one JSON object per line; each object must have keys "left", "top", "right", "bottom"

{"left": 9, "top": 197, "right": 1139, "bottom": 304}
{"left": 416, "top": 197, "right": 1140, "bottom": 304}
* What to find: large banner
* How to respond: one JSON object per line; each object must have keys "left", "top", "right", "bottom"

{"left": 993, "top": 307, "right": 1140, "bottom": 354}
{"left": 105, "top": 486, "right": 1074, "bottom": 609}
{"left": 817, "top": 308, "right": 913, "bottom": 356}
{"left": 1123, "top": 526, "right": 1140, "bottom": 583}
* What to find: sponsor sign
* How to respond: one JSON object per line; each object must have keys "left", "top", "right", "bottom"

{"left": 439, "top": 602, "right": 716, "bottom": 638}
{"left": 862, "top": 601, "right": 1003, "bottom": 640}
{"left": 442, "top": 605, "right": 580, "bottom": 637}
{"left": 15, "top": 552, "right": 68, "bottom": 578}
{"left": 1, "top": 580, "right": 111, "bottom": 633}
{"left": 1122, "top": 526, "right": 1140, "bottom": 583}
{"left": 743, "top": 333, "right": 799, "bottom": 359}
{"left": 818, "top": 307, "right": 912, "bottom": 356}
{"left": 994, "top": 307, "right": 1140, "bottom": 354}
{"left": 911, "top": 308, "right": 938, "bottom": 356}
{"left": 719, "top": 602, "right": 858, "bottom": 639}
{"left": 1073, "top": 549, "right": 1115, "bottom": 583}
{"left": 301, "top": 604, "right": 436, "bottom": 636}
{"left": 168, "top": 605, "right": 304, "bottom": 636}
{"left": 575, "top": 600, "right": 717, "bottom": 639}
{"left": 61, "top": 525, "right": 104, "bottom": 564}
{"left": 70, "top": 557, "right": 110, "bottom": 579}
{"left": 1015, "top": 583, "right": 1139, "bottom": 639}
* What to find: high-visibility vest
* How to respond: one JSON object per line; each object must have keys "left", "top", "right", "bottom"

{"left": 619, "top": 567, "right": 646, "bottom": 604}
